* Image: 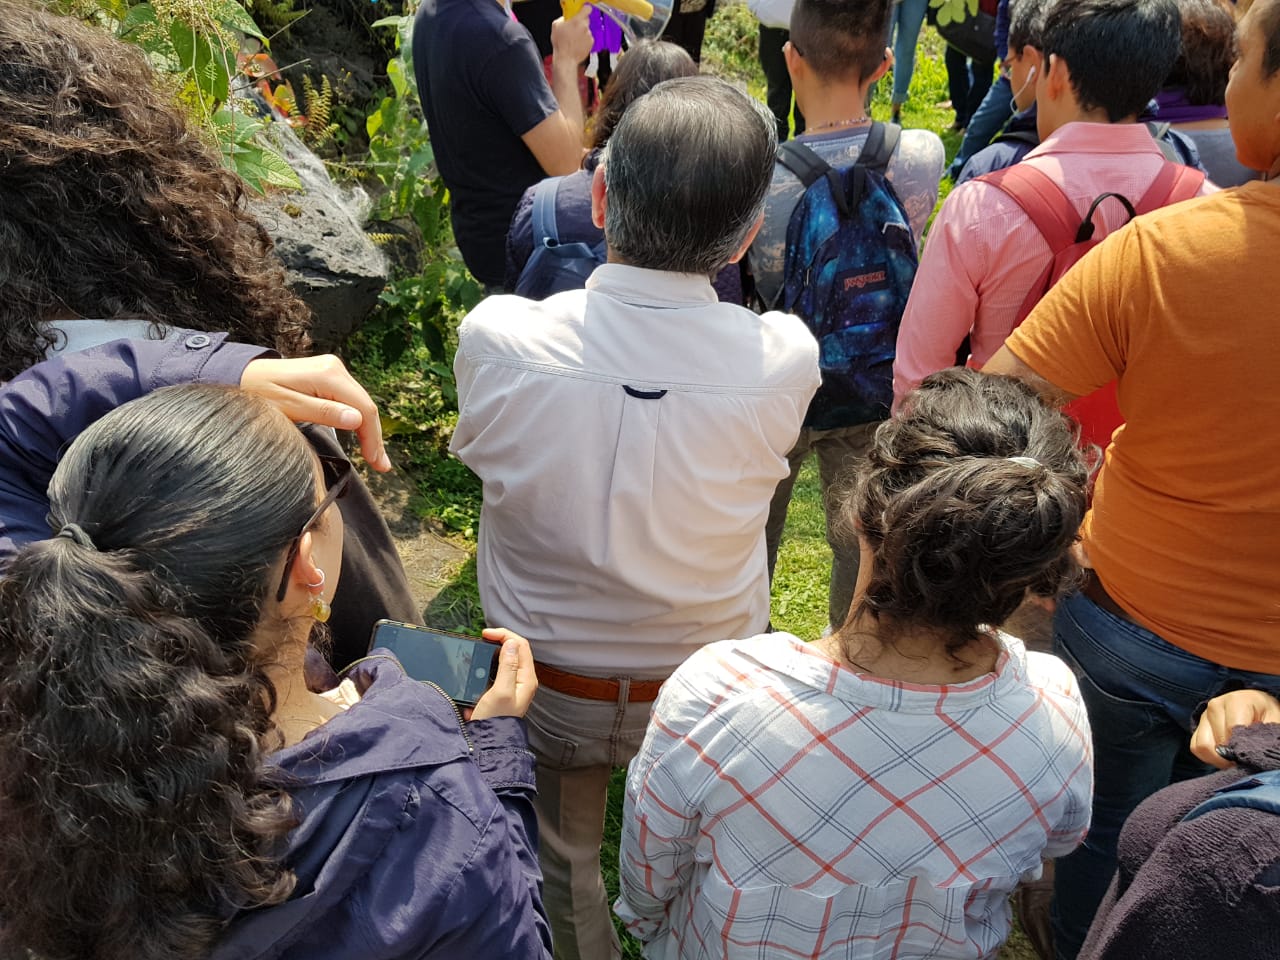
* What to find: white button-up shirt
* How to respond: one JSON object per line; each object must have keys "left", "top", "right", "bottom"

{"left": 451, "top": 264, "right": 820, "bottom": 674}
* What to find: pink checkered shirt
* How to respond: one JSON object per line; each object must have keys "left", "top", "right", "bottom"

{"left": 615, "top": 632, "right": 1092, "bottom": 959}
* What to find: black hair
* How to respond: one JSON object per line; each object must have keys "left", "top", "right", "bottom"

{"left": 1166, "top": 0, "right": 1236, "bottom": 104}
{"left": 0, "top": 385, "right": 322, "bottom": 960}
{"left": 1008, "top": 0, "right": 1051, "bottom": 51}
{"left": 588, "top": 40, "right": 698, "bottom": 151}
{"left": 602, "top": 76, "right": 776, "bottom": 274}
{"left": 789, "top": 0, "right": 893, "bottom": 83}
{"left": 841, "top": 369, "right": 1088, "bottom": 659}
{"left": 1040, "top": 0, "right": 1183, "bottom": 121}
{"left": 0, "top": 1, "right": 311, "bottom": 383}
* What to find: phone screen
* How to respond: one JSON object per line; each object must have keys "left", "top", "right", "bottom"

{"left": 370, "top": 620, "right": 500, "bottom": 706}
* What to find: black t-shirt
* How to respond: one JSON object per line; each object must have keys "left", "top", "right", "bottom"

{"left": 412, "top": 0, "right": 559, "bottom": 285}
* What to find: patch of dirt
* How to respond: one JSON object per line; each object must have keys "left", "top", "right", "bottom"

{"left": 358, "top": 463, "right": 469, "bottom": 618}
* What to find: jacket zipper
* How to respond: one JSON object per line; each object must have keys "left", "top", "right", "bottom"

{"left": 338, "top": 655, "right": 474, "bottom": 754}
{"left": 421, "top": 679, "right": 474, "bottom": 753}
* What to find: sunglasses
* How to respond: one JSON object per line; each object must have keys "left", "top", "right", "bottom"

{"left": 275, "top": 455, "right": 353, "bottom": 603}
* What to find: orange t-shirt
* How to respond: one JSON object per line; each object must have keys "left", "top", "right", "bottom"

{"left": 1006, "top": 181, "right": 1280, "bottom": 673}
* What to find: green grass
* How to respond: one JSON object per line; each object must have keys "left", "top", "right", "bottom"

{"left": 346, "top": 12, "right": 1036, "bottom": 956}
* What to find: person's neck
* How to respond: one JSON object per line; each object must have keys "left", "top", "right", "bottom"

{"left": 261, "top": 626, "right": 345, "bottom": 747}
{"left": 1040, "top": 106, "right": 1134, "bottom": 140}
{"left": 819, "top": 613, "right": 1000, "bottom": 685}
{"left": 797, "top": 81, "right": 875, "bottom": 135}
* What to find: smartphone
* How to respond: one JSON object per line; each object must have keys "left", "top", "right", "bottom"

{"left": 370, "top": 619, "right": 501, "bottom": 707}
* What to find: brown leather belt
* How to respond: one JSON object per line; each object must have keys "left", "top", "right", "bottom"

{"left": 1082, "top": 571, "right": 1136, "bottom": 624}
{"left": 535, "top": 660, "right": 667, "bottom": 703}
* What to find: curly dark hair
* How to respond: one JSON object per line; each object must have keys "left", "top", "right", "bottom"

{"left": 1165, "top": 0, "right": 1236, "bottom": 105}
{"left": 587, "top": 40, "right": 698, "bottom": 152}
{"left": 0, "top": 385, "right": 323, "bottom": 960}
{"left": 841, "top": 368, "right": 1089, "bottom": 658}
{"left": 0, "top": 1, "right": 311, "bottom": 382}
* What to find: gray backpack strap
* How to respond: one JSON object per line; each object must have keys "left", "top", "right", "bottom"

{"left": 1146, "top": 121, "right": 1181, "bottom": 164}
{"left": 858, "top": 121, "right": 900, "bottom": 174}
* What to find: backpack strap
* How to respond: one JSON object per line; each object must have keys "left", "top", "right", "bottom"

{"left": 978, "top": 164, "right": 1082, "bottom": 254}
{"left": 978, "top": 164, "right": 1100, "bottom": 325}
{"left": 531, "top": 176, "right": 562, "bottom": 246}
{"left": 1183, "top": 769, "right": 1280, "bottom": 822}
{"left": 857, "top": 121, "right": 900, "bottom": 174}
{"left": 777, "top": 140, "right": 850, "bottom": 218}
{"left": 1133, "top": 160, "right": 1205, "bottom": 215}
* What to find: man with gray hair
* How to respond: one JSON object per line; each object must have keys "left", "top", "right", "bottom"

{"left": 450, "top": 75, "right": 820, "bottom": 960}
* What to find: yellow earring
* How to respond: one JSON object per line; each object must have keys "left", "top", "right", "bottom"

{"left": 307, "top": 569, "right": 331, "bottom": 623}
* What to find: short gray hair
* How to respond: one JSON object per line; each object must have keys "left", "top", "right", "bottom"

{"left": 601, "top": 76, "right": 777, "bottom": 275}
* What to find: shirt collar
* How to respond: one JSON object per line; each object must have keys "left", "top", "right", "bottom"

{"left": 1025, "top": 120, "right": 1166, "bottom": 161}
{"left": 585, "top": 263, "right": 719, "bottom": 307}
{"left": 45, "top": 318, "right": 167, "bottom": 356}
{"left": 769, "top": 631, "right": 1026, "bottom": 713}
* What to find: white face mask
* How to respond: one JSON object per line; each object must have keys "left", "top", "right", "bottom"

{"left": 1009, "top": 64, "right": 1038, "bottom": 113}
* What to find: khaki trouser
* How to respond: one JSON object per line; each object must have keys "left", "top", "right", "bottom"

{"left": 523, "top": 679, "right": 658, "bottom": 959}
{"left": 764, "top": 421, "right": 879, "bottom": 632}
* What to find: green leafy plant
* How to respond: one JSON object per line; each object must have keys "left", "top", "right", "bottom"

{"left": 929, "top": 0, "right": 980, "bottom": 26}
{"left": 57, "top": 0, "right": 302, "bottom": 194}
{"left": 363, "top": 13, "right": 482, "bottom": 369}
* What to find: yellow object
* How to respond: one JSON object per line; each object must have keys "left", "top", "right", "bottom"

{"left": 311, "top": 594, "right": 332, "bottom": 623}
{"left": 561, "top": 0, "right": 655, "bottom": 21}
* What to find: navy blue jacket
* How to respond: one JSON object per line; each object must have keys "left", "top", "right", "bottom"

{"left": 956, "top": 105, "right": 1207, "bottom": 185}
{"left": 212, "top": 654, "right": 552, "bottom": 959}
{"left": 0, "top": 333, "right": 264, "bottom": 567}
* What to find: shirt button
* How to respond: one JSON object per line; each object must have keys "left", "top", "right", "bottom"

{"left": 184, "top": 334, "right": 212, "bottom": 349}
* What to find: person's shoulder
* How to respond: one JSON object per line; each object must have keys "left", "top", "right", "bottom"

{"left": 754, "top": 309, "right": 821, "bottom": 378}
{"left": 893, "top": 127, "right": 947, "bottom": 177}
{"left": 458, "top": 292, "right": 585, "bottom": 357}
{"left": 956, "top": 139, "right": 1031, "bottom": 185}
{"left": 666, "top": 633, "right": 807, "bottom": 712}
{"left": 1021, "top": 648, "right": 1085, "bottom": 705}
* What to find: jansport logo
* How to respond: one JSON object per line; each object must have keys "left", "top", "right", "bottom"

{"left": 844, "top": 270, "right": 887, "bottom": 291}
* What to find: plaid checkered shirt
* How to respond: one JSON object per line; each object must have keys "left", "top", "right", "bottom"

{"left": 615, "top": 632, "right": 1092, "bottom": 959}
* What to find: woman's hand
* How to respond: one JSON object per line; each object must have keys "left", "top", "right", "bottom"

{"left": 1191, "top": 689, "right": 1280, "bottom": 768}
{"left": 240, "top": 355, "right": 391, "bottom": 472}
{"left": 470, "top": 629, "right": 539, "bottom": 721}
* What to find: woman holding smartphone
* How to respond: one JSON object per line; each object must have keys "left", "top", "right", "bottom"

{"left": 0, "top": 385, "right": 551, "bottom": 960}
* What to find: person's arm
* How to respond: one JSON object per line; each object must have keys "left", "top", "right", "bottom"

{"left": 982, "top": 346, "right": 1079, "bottom": 407}
{"left": 986, "top": 222, "right": 1140, "bottom": 402}
{"left": 0, "top": 340, "right": 389, "bottom": 568}
{"left": 614, "top": 664, "right": 713, "bottom": 941}
{"left": 891, "top": 187, "right": 987, "bottom": 411}
{"left": 520, "top": 10, "right": 594, "bottom": 176}
{"left": 994, "top": 0, "right": 1011, "bottom": 70}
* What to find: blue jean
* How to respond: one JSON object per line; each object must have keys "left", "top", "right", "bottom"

{"left": 948, "top": 72, "right": 1013, "bottom": 178}
{"left": 1049, "top": 590, "right": 1280, "bottom": 959}
{"left": 889, "top": 0, "right": 929, "bottom": 104}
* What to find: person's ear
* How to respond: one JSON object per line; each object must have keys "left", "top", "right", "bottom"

{"left": 1043, "top": 50, "right": 1069, "bottom": 101}
{"left": 727, "top": 212, "right": 765, "bottom": 264}
{"left": 784, "top": 38, "right": 799, "bottom": 73}
{"left": 868, "top": 46, "right": 893, "bottom": 84}
{"left": 590, "top": 163, "right": 607, "bottom": 229}
{"left": 288, "top": 531, "right": 323, "bottom": 605}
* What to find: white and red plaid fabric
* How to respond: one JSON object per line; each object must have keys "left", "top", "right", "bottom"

{"left": 616, "top": 632, "right": 1092, "bottom": 959}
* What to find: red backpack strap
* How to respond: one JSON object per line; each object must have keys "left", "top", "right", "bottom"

{"left": 1134, "top": 161, "right": 1205, "bottom": 215}
{"left": 978, "top": 164, "right": 1082, "bottom": 254}
{"left": 977, "top": 164, "right": 1082, "bottom": 324}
